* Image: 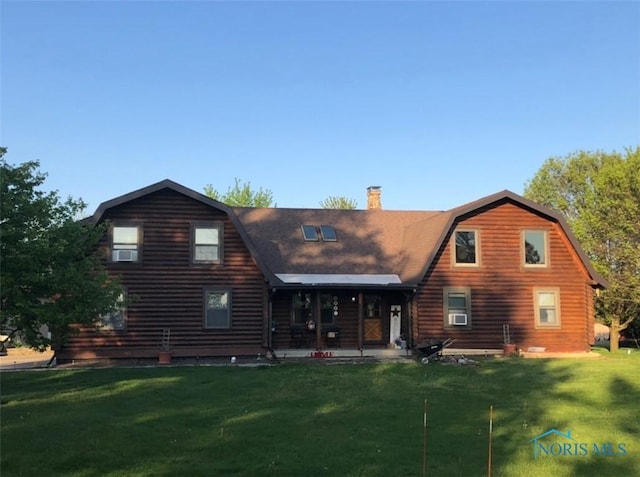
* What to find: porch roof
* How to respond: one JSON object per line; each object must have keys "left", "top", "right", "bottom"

{"left": 275, "top": 273, "right": 403, "bottom": 286}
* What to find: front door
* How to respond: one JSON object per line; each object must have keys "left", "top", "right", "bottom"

{"left": 363, "top": 294, "right": 383, "bottom": 344}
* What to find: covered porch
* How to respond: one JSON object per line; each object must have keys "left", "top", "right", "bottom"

{"left": 267, "top": 277, "right": 415, "bottom": 353}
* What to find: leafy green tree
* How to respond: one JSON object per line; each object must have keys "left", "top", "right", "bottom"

{"left": 320, "top": 196, "right": 358, "bottom": 209}
{"left": 0, "top": 149, "right": 123, "bottom": 352}
{"left": 204, "top": 178, "right": 275, "bottom": 207}
{"left": 524, "top": 147, "right": 640, "bottom": 352}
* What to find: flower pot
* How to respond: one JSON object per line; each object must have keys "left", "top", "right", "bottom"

{"left": 503, "top": 343, "right": 517, "bottom": 355}
{"left": 158, "top": 351, "right": 172, "bottom": 364}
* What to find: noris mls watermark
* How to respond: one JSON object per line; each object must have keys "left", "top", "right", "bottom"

{"left": 529, "top": 429, "right": 628, "bottom": 459}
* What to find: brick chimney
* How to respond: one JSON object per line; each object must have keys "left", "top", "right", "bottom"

{"left": 367, "top": 186, "right": 382, "bottom": 210}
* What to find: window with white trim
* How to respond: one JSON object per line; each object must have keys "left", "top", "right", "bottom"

{"left": 443, "top": 287, "right": 472, "bottom": 328}
{"left": 193, "top": 224, "right": 222, "bottom": 263}
{"left": 524, "top": 230, "right": 548, "bottom": 266}
{"left": 112, "top": 226, "right": 141, "bottom": 262}
{"left": 534, "top": 288, "right": 560, "bottom": 328}
{"left": 204, "top": 289, "right": 231, "bottom": 329}
{"left": 454, "top": 230, "right": 479, "bottom": 266}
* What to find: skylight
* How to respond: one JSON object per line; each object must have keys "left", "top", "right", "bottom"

{"left": 302, "top": 224, "right": 338, "bottom": 242}
{"left": 319, "top": 225, "right": 337, "bottom": 241}
{"left": 301, "top": 224, "right": 319, "bottom": 241}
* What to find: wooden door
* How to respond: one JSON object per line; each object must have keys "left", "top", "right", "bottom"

{"left": 364, "top": 318, "right": 383, "bottom": 342}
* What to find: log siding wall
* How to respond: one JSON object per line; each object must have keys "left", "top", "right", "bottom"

{"left": 59, "top": 189, "right": 267, "bottom": 360}
{"left": 414, "top": 202, "right": 595, "bottom": 352}
{"left": 60, "top": 193, "right": 595, "bottom": 359}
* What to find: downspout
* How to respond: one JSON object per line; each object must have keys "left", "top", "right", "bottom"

{"left": 265, "top": 286, "right": 276, "bottom": 358}
{"left": 268, "top": 289, "right": 273, "bottom": 350}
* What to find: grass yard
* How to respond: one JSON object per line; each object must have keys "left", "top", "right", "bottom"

{"left": 1, "top": 350, "right": 639, "bottom": 477}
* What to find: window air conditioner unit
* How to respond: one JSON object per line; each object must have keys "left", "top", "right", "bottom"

{"left": 114, "top": 249, "right": 136, "bottom": 262}
{"left": 449, "top": 313, "right": 468, "bottom": 326}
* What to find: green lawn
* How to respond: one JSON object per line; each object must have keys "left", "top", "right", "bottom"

{"left": 1, "top": 350, "right": 639, "bottom": 477}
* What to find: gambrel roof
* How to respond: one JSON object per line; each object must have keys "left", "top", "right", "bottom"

{"left": 233, "top": 189, "right": 607, "bottom": 289}
{"left": 86, "top": 180, "right": 608, "bottom": 289}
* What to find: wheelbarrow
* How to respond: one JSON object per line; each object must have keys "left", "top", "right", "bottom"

{"left": 414, "top": 338, "right": 456, "bottom": 364}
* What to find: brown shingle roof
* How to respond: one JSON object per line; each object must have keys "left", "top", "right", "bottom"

{"left": 232, "top": 207, "right": 443, "bottom": 284}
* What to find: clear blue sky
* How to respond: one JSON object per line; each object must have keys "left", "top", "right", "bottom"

{"left": 2, "top": 1, "right": 639, "bottom": 212}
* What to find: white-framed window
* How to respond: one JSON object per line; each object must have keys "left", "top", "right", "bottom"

{"left": 100, "top": 293, "right": 126, "bottom": 331}
{"left": 204, "top": 289, "right": 231, "bottom": 329}
{"left": 534, "top": 288, "right": 561, "bottom": 328}
{"left": 192, "top": 224, "right": 222, "bottom": 263}
{"left": 112, "top": 225, "right": 141, "bottom": 262}
{"left": 453, "top": 230, "right": 479, "bottom": 266}
{"left": 524, "top": 230, "right": 548, "bottom": 267}
{"left": 443, "top": 287, "right": 472, "bottom": 328}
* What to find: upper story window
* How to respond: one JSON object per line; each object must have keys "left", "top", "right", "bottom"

{"left": 192, "top": 223, "right": 222, "bottom": 264}
{"left": 454, "top": 230, "right": 479, "bottom": 266}
{"left": 524, "top": 230, "right": 548, "bottom": 267}
{"left": 112, "top": 225, "right": 141, "bottom": 262}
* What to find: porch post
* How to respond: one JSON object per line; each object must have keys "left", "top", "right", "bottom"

{"left": 405, "top": 292, "right": 413, "bottom": 350}
{"left": 266, "top": 288, "right": 273, "bottom": 350}
{"left": 358, "top": 292, "right": 364, "bottom": 349}
{"left": 315, "top": 290, "right": 322, "bottom": 350}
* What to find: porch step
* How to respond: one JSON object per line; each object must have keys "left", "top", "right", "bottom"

{"left": 274, "top": 348, "right": 411, "bottom": 359}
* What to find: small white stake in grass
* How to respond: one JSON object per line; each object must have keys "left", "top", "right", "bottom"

{"left": 422, "top": 399, "right": 428, "bottom": 477}
{"left": 488, "top": 405, "right": 494, "bottom": 477}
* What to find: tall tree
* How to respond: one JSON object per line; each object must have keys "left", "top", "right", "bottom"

{"left": 0, "top": 149, "right": 123, "bottom": 352}
{"left": 204, "top": 178, "right": 274, "bottom": 207}
{"left": 320, "top": 196, "right": 358, "bottom": 210}
{"left": 524, "top": 148, "right": 640, "bottom": 352}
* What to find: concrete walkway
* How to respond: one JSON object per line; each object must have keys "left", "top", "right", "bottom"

{"left": 0, "top": 347, "right": 55, "bottom": 370}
